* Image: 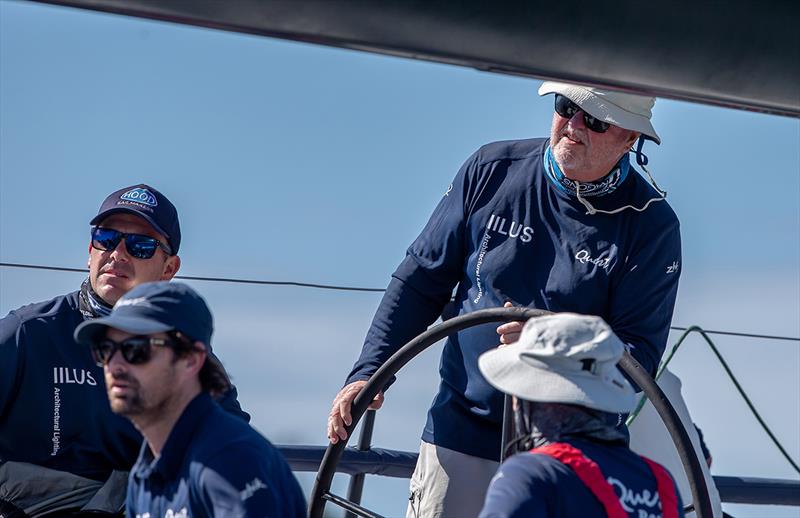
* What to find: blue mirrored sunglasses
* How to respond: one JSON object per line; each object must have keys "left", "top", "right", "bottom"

{"left": 91, "top": 227, "right": 172, "bottom": 259}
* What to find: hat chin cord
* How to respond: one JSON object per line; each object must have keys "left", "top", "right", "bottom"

{"left": 504, "top": 400, "right": 537, "bottom": 457}
{"left": 575, "top": 136, "right": 667, "bottom": 215}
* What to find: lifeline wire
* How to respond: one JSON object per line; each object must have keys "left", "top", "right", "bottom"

{"left": 0, "top": 262, "right": 385, "bottom": 293}
{"left": 1, "top": 262, "right": 798, "bottom": 341}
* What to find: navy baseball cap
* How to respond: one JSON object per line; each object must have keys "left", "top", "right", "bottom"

{"left": 91, "top": 184, "right": 181, "bottom": 254}
{"left": 74, "top": 282, "right": 212, "bottom": 348}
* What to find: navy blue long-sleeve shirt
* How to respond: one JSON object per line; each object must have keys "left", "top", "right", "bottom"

{"left": 479, "top": 438, "right": 684, "bottom": 517}
{"left": 126, "top": 393, "right": 305, "bottom": 518}
{"left": 346, "top": 138, "right": 681, "bottom": 460}
{"left": 0, "top": 290, "right": 249, "bottom": 482}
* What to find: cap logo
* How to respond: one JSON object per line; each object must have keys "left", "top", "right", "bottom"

{"left": 119, "top": 188, "right": 157, "bottom": 207}
{"left": 115, "top": 296, "right": 153, "bottom": 309}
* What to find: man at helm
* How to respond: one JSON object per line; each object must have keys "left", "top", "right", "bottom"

{"left": 329, "top": 82, "right": 682, "bottom": 516}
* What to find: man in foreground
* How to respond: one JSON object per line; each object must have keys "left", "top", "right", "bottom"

{"left": 0, "top": 184, "right": 246, "bottom": 516}
{"left": 328, "top": 82, "right": 682, "bottom": 515}
{"left": 478, "top": 313, "right": 683, "bottom": 517}
{"left": 75, "top": 281, "right": 305, "bottom": 518}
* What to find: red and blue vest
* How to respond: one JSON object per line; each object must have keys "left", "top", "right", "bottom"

{"left": 532, "top": 442, "right": 679, "bottom": 518}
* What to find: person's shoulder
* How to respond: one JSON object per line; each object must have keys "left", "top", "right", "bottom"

{"left": 572, "top": 439, "right": 665, "bottom": 484}
{"left": 636, "top": 196, "right": 680, "bottom": 236}
{"left": 479, "top": 453, "right": 562, "bottom": 518}
{"left": 625, "top": 167, "right": 680, "bottom": 230}
{"left": 192, "top": 404, "right": 280, "bottom": 461}
{"left": 0, "top": 291, "right": 80, "bottom": 340}
{"left": 472, "top": 138, "right": 548, "bottom": 168}
{"left": 3, "top": 291, "right": 80, "bottom": 323}
{"left": 490, "top": 450, "right": 577, "bottom": 493}
{"left": 510, "top": 449, "right": 574, "bottom": 481}
{"left": 189, "top": 409, "right": 303, "bottom": 505}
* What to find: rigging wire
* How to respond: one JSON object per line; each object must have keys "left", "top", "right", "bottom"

{"left": 0, "top": 261, "right": 385, "bottom": 293}
{"left": 669, "top": 326, "right": 799, "bottom": 343}
{"left": 2, "top": 260, "right": 799, "bottom": 473}
{"left": 628, "top": 325, "right": 800, "bottom": 476}
{"left": 2, "top": 261, "right": 798, "bottom": 341}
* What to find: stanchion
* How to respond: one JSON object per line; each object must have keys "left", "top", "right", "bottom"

{"left": 345, "top": 409, "right": 377, "bottom": 518}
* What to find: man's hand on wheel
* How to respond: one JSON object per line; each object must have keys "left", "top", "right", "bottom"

{"left": 327, "top": 380, "right": 385, "bottom": 444}
{"left": 496, "top": 301, "right": 523, "bottom": 347}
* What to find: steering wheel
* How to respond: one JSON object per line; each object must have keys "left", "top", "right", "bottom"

{"left": 309, "top": 307, "right": 712, "bottom": 518}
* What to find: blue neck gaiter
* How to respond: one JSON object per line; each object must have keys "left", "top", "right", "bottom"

{"left": 544, "top": 146, "right": 630, "bottom": 198}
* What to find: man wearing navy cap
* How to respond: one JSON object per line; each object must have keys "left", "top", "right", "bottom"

{"left": 0, "top": 184, "right": 247, "bottom": 517}
{"left": 327, "top": 83, "right": 683, "bottom": 516}
{"left": 74, "top": 282, "right": 305, "bottom": 518}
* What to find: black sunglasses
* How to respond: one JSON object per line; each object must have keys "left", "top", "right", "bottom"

{"left": 90, "top": 335, "right": 174, "bottom": 366}
{"left": 91, "top": 227, "right": 172, "bottom": 259}
{"left": 554, "top": 94, "right": 611, "bottom": 133}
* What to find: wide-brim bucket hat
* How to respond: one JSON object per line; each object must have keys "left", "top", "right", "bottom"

{"left": 479, "top": 313, "right": 636, "bottom": 413}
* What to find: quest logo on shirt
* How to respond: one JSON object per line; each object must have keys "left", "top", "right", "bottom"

{"left": 574, "top": 244, "right": 618, "bottom": 273}
{"left": 607, "top": 477, "right": 662, "bottom": 514}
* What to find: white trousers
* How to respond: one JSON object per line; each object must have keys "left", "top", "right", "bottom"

{"left": 405, "top": 441, "right": 499, "bottom": 518}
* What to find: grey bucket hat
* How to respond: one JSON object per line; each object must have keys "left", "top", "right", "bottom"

{"left": 478, "top": 313, "right": 636, "bottom": 413}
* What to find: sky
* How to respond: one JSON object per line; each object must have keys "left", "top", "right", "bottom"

{"left": 1, "top": 1, "right": 798, "bottom": 516}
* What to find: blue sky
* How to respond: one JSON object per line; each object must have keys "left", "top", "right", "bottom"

{"left": 1, "top": 1, "right": 798, "bottom": 516}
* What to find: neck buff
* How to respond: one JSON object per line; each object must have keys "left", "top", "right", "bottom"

{"left": 79, "top": 277, "right": 113, "bottom": 319}
{"left": 505, "top": 401, "right": 627, "bottom": 457}
{"left": 544, "top": 145, "right": 630, "bottom": 198}
{"left": 544, "top": 145, "right": 667, "bottom": 215}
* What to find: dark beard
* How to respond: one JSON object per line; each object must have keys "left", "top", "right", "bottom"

{"left": 107, "top": 372, "right": 145, "bottom": 416}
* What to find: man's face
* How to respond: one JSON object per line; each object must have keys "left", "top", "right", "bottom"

{"left": 88, "top": 213, "right": 180, "bottom": 305}
{"left": 102, "top": 328, "right": 179, "bottom": 418}
{"left": 549, "top": 107, "right": 639, "bottom": 183}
